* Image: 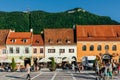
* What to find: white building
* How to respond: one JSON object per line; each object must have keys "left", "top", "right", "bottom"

{"left": 6, "top": 30, "right": 33, "bottom": 66}
{"left": 44, "top": 28, "right": 76, "bottom": 63}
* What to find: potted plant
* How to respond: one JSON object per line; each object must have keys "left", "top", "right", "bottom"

{"left": 49, "top": 57, "right": 56, "bottom": 71}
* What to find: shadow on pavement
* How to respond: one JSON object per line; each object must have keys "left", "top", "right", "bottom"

{"left": 6, "top": 75, "right": 25, "bottom": 79}
{"left": 74, "top": 73, "right": 96, "bottom": 80}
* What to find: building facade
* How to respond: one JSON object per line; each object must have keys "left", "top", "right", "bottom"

{"left": 6, "top": 30, "right": 33, "bottom": 66}
{"left": 44, "top": 28, "right": 77, "bottom": 63}
{"left": 0, "top": 30, "right": 10, "bottom": 62}
{"left": 32, "top": 34, "right": 44, "bottom": 65}
{"left": 76, "top": 25, "right": 120, "bottom": 63}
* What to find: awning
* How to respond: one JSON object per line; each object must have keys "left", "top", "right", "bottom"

{"left": 15, "top": 59, "right": 24, "bottom": 63}
{"left": 102, "top": 54, "right": 112, "bottom": 59}
{"left": 38, "top": 58, "right": 51, "bottom": 63}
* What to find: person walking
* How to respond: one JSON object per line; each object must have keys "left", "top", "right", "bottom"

{"left": 118, "top": 63, "right": 120, "bottom": 74}
{"left": 26, "top": 64, "right": 31, "bottom": 80}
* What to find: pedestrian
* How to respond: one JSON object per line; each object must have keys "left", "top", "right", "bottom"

{"left": 72, "top": 63, "right": 75, "bottom": 71}
{"left": 96, "top": 62, "right": 99, "bottom": 75}
{"left": 26, "top": 64, "right": 31, "bottom": 80}
{"left": 118, "top": 63, "right": 120, "bottom": 74}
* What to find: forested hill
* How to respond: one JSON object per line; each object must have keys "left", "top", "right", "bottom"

{"left": 0, "top": 8, "right": 119, "bottom": 34}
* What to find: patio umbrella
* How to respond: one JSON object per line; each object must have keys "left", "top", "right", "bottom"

{"left": 63, "top": 58, "right": 75, "bottom": 63}
{"left": 15, "top": 59, "right": 24, "bottom": 63}
{"left": 3, "top": 59, "right": 12, "bottom": 63}
{"left": 38, "top": 58, "right": 51, "bottom": 63}
{"left": 0, "top": 59, "right": 4, "bottom": 63}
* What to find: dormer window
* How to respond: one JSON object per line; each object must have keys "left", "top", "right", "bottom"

{"left": 116, "top": 33, "right": 119, "bottom": 37}
{"left": 87, "top": 33, "right": 92, "bottom": 37}
{"left": 66, "top": 39, "right": 71, "bottom": 43}
{"left": 57, "top": 39, "right": 62, "bottom": 43}
{"left": 48, "top": 39, "right": 53, "bottom": 43}
{"left": 35, "top": 40, "right": 39, "bottom": 43}
{"left": 22, "top": 39, "right": 27, "bottom": 43}
{"left": 11, "top": 39, "right": 16, "bottom": 43}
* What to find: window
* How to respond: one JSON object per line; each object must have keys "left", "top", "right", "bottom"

{"left": 90, "top": 45, "right": 94, "bottom": 51}
{"left": 57, "top": 39, "right": 62, "bottom": 43}
{"left": 9, "top": 47, "right": 13, "bottom": 53}
{"left": 105, "top": 45, "right": 109, "bottom": 50}
{"left": 48, "top": 39, "right": 53, "bottom": 43}
{"left": 59, "top": 49, "right": 65, "bottom": 53}
{"left": 97, "top": 45, "right": 101, "bottom": 51}
{"left": 33, "top": 48, "right": 37, "bottom": 53}
{"left": 22, "top": 39, "right": 27, "bottom": 43}
{"left": 82, "top": 45, "right": 86, "bottom": 51}
{"left": 112, "top": 45, "right": 117, "bottom": 51}
{"left": 69, "top": 49, "right": 74, "bottom": 53}
{"left": 16, "top": 47, "right": 19, "bottom": 53}
{"left": 48, "top": 49, "right": 55, "bottom": 53}
{"left": 2, "top": 49, "right": 6, "bottom": 54}
{"left": 11, "top": 39, "right": 15, "bottom": 43}
{"left": 25, "top": 47, "right": 29, "bottom": 53}
{"left": 35, "top": 40, "right": 39, "bottom": 43}
{"left": 40, "top": 48, "right": 43, "bottom": 53}
{"left": 66, "top": 39, "right": 71, "bottom": 43}
{"left": 87, "top": 33, "right": 92, "bottom": 37}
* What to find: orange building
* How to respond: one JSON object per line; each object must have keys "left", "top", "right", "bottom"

{"left": 76, "top": 25, "right": 120, "bottom": 63}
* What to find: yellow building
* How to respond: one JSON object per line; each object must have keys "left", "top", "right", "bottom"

{"left": 76, "top": 25, "right": 120, "bottom": 63}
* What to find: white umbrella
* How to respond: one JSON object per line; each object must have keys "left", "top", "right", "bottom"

{"left": 3, "top": 59, "right": 12, "bottom": 63}
{"left": 0, "top": 59, "right": 4, "bottom": 63}
{"left": 55, "top": 57, "right": 62, "bottom": 63}
{"left": 63, "top": 58, "right": 75, "bottom": 62}
{"left": 15, "top": 59, "right": 24, "bottom": 63}
{"left": 38, "top": 58, "right": 51, "bottom": 63}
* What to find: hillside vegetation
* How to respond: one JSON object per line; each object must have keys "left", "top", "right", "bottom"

{"left": 0, "top": 8, "right": 119, "bottom": 34}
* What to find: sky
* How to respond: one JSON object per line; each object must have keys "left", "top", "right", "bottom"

{"left": 0, "top": 0, "right": 120, "bottom": 22}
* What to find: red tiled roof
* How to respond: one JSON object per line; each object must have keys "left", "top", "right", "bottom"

{"left": 8, "top": 32, "right": 32, "bottom": 39}
{"left": 76, "top": 25, "right": 120, "bottom": 41}
{"left": 32, "top": 35, "right": 44, "bottom": 46}
{"left": 0, "top": 29, "right": 10, "bottom": 45}
{"left": 44, "top": 28, "right": 74, "bottom": 45}
{"left": 6, "top": 32, "right": 32, "bottom": 45}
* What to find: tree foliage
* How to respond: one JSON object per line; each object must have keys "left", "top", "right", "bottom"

{"left": 11, "top": 58, "right": 16, "bottom": 71}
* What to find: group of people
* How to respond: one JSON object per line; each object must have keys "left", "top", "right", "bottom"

{"left": 95, "top": 61, "right": 120, "bottom": 80}
{"left": 0, "top": 64, "right": 11, "bottom": 72}
{"left": 61, "top": 62, "right": 84, "bottom": 73}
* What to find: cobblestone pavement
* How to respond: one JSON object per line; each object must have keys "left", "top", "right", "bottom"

{"left": 0, "top": 69, "right": 119, "bottom": 80}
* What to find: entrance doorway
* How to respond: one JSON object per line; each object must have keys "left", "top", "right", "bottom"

{"left": 102, "top": 54, "right": 112, "bottom": 63}
{"left": 33, "top": 58, "right": 38, "bottom": 66}
{"left": 24, "top": 58, "right": 31, "bottom": 67}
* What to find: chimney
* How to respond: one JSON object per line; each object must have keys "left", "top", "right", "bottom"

{"left": 10, "top": 29, "right": 15, "bottom": 32}
{"left": 73, "top": 24, "right": 76, "bottom": 30}
{"left": 30, "top": 28, "right": 33, "bottom": 32}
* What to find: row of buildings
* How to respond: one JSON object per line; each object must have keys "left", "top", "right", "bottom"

{"left": 0, "top": 25, "right": 120, "bottom": 66}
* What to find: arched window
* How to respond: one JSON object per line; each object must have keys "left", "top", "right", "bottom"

{"left": 97, "top": 45, "right": 101, "bottom": 51}
{"left": 105, "top": 45, "right": 109, "bottom": 50}
{"left": 82, "top": 45, "right": 86, "bottom": 51}
{"left": 112, "top": 45, "right": 117, "bottom": 51}
{"left": 90, "top": 45, "right": 94, "bottom": 51}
